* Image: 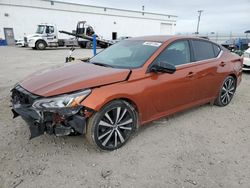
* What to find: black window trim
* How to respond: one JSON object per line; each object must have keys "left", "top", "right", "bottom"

{"left": 147, "top": 38, "right": 223, "bottom": 73}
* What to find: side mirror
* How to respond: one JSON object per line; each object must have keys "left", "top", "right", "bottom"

{"left": 150, "top": 61, "right": 176, "bottom": 74}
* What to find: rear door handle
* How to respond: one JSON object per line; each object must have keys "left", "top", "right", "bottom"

{"left": 220, "top": 61, "right": 226, "bottom": 67}
{"left": 187, "top": 71, "right": 195, "bottom": 78}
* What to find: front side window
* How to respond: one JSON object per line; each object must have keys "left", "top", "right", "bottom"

{"left": 89, "top": 40, "right": 161, "bottom": 68}
{"left": 46, "top": 26, "right": 54, "bottom": 34}
{"left": 153, "top": 40, "right": 191, "bottom": 66}
{"left": 193, "top": 40, "right": 217, "bottom": 61}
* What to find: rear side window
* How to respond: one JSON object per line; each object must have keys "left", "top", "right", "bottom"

{"left": 192, "top": 40, "right": 216, "bottom": 61}
{"left": 154, "top": 40, "right": 191, "bottom": 66}
{"left": 213, "top": 44, "right": 221, "bottom": 57}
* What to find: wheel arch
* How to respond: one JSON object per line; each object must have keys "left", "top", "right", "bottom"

{"left": 84, "top": 96, "right": 142, "bottom": 124}
{"left": 118, "top": 98, "right": 139, "bottom": 111}
{"left": 102, "top": 97, "right": 140, "bottom": 118}
{"left": 106, "top": 97, "right": 141, "bottom": 127}
{"left": 229, "top": 73, "right": 237, "bottom": 83}
{"left": 119, "top": 97, "right": 141, "bottom": 127}
{"left": 35, "top": 39, "right": 47, "bottom": 47}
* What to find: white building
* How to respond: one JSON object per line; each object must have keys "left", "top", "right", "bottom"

{"left": 0, "top": 0, "right": 177, "bottom": 45}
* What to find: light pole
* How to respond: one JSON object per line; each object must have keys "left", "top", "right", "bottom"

{"left": 196, "top": 10, "right": 203, "bottom": 35}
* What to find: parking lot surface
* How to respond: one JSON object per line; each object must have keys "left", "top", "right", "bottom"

{"left": 0, "top": 46, "right": 250, "bottom": 188}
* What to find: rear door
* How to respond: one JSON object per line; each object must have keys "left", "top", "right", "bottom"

{"left": 190, "top": 39, "right": 224, "bottom": 101}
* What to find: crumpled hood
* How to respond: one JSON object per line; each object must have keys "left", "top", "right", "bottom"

{"left": 20, "top": 62, "right": 130, "bottom": 97}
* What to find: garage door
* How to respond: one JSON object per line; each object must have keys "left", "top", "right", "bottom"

{"left": 160, "top": 23, "right": 172, "bottom": 35}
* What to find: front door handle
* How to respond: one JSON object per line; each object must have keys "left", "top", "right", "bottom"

{"left": 220, "top": 61, "right": 226, "bottom": 67}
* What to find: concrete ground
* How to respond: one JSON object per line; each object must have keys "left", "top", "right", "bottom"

{"left": 0, "top": 46, "right": 250, "bottom": 188}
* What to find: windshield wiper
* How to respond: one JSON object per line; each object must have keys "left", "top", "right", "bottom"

{"left": 91, "top": 62, "right": 114, "bottom": 68}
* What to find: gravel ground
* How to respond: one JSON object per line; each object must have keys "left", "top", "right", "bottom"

{"left": 0, "top": 46, "right": 250, "bottom": 188}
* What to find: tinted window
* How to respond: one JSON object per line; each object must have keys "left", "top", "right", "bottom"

{"left": 154, "top": 40, "right": 191, "bottom": 66}
{"left": 193, "top": 40, "right": 215, "bottom": 61}
{"left": 213, "top": 44, "right": 221, "bottom": 57}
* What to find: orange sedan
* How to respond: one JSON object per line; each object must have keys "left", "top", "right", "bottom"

{"left": 11, "top": 36, "right": 243, "bottom": 150}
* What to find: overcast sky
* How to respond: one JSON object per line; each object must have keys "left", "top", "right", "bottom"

{"left": 60, "top": 0, "right": 250, "bottom": 34}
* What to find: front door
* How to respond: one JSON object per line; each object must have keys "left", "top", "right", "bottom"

{"left": 4, "top": 28, "right": 15, "bottom": 45}
{"left": 146, "top": 40, "right": 196, "bottom": 115}
{"left": 45, "top": 26, "right": 57, "bottom": 43}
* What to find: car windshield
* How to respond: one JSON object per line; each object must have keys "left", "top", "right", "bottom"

{"left": 36, "top": 25, "right": 45, "bottom": 34}
{"left": 89, "top": 40, "right": 162, "bottom": 68}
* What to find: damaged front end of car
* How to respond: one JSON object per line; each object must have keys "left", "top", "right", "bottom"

{"left": 11, "top": 85, "right": 93, "bottom": 139}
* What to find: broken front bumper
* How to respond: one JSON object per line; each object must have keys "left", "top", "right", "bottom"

{"left": 11, "top": 85, "right": 87, "bottom": 139}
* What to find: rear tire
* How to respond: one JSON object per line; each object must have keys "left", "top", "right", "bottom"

{"left": 214, "top": 76, "right": 236, "bottom": 107}
{"left": 86, "top": 100, "right": 137, "bottom": 151}
{"left": 79, "top": 42, "right": 87, "bottom": 48}
{"left": 86, "top": 41, "right": 93, "bottom": 49}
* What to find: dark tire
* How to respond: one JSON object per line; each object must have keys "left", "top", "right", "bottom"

{"left": 99, "top": 43, "right": 108, "bottom": 48}
{"left": 86, "top": 41, "right": 93, "bottom": 49}
{"left": 86, "top": 100, "right": 138, "bottom": 151}
{"left": 79, "top": 42, "right": 87, "bottom": 48}
{"left": 35, "top": 40, "right": 46, "bottom": 50}
{"left": 214, "top": 76, "right": 236, "bottom": 107}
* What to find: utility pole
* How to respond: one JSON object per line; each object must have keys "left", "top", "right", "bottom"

{"left": 196, "top": 10, "right": 203, "bottom": 35}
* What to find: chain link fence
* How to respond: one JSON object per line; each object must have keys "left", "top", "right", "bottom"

{"left": 179, "top": 33, "right": 249, "bottom": 45}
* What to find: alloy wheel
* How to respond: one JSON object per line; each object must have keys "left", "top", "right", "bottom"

{"left": 220, "top": 77, "right": 236, "bottom": 105}
{"left": 96, "top": 106, "right": 134, "bottom": 150}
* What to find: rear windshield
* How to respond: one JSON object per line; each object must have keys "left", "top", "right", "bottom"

{"left": 89, "top": 40, "right": 161, "bottom": 68}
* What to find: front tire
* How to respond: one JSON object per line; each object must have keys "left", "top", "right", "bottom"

{"left": 35, "top": 40, "right": 46, "bottom": 50}
{"left": 214, "top": 76, "right": 236, "bottom": 106}
{"left": 86, "top": 41, "right": 93, "bottom": 49}
{"left": 86, "top": 100, "right": 137, "bottom": 151}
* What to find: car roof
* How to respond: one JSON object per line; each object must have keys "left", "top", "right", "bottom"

{"left": 128, "top": 35, "right": 209, "bottom": 43}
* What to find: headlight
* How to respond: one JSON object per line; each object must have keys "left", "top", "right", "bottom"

{"left": 32, "top": 89, "right": 91, "bottom": 110}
